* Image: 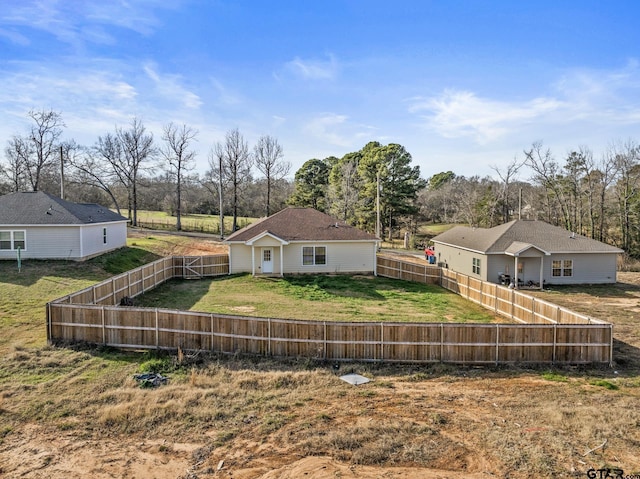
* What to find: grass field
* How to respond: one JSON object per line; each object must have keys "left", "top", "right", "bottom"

{"left": 134, "top": 274, "right": 497, "bottom": 323}
{"left": 135, "top": 210, "right": 256, "bottom": 235}
{"left": 0, "top": 232, "right": 639, "bottom": 478}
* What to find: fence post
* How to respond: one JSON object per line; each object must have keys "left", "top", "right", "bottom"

{"left": 531, "top": 297, "right": 536, "bottom": 323}
{"left": 155, "top": 308, "right": 159, "bottom": 350}
{"left": 399, "top": 260, "right": 403, "bottom": 280}
{"left": 46, "top": 303, "right": 51, "bottom": 344}
{"left": 101, "top": 306, "right": 106, "bottom": 345}
{"left": 323, "top": 321, "right": 327, "bottom": 360}
{"left": 440, "top": 323, "right": 444, "bottom": 362}
{"left": 511, "top": 289, "right": 515, "bottom": 320}
{"left": 268, "top": 318, "right": 272, "bottom": 356}
{"left": 609, "top": 324, "right": 614, "bottom": 368}
{"left": 210, "top": 313, "right": 216, "bottom": 352}
{"left": 552, "top": 323, "right": 557, "bottom": 364}
{"left": 495, "top": 324, "right": 500, "bottom": 365}
{"left": 380, "top": 323, "right": 384, "bottom": 361}
{"left": 557, "top": 306, "right": 561, "bottom": 324}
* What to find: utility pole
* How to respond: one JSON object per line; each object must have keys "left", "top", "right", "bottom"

{"left": 376, "top": 170, "right": 381, "bottom": 239}
{"left": 219, "top": 153, "right": 224, "bottom": 240}
{"left": 59, "top": 145, "right": 64, "bottom": 200}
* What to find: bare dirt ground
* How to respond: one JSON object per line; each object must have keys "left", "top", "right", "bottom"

{"left": 2, "top": 238, "right": 639, "bottom": 479}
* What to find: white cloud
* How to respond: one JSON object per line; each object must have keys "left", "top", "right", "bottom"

{"left": 0, "top": 0, "right": 181, "bottom": 47}
{"left": 143, "top": 63, "right": 202, "bottom": 109}
{"left": 209, "top": 78, "right": 243, "bottom": 106}
{"left": 285, "top": 54, "right": 338, "bottom": 80}
{"left": 304, "top": 113, "right": 376, "bottom": 148}
{"left": 0, "top": 27, "right": 30, "bottom": 46}
{"left": 410, "top": 60, "right": 640, "bottom": 146}
{"left": 409, "top": 90, "right": 563, "bottom": 144}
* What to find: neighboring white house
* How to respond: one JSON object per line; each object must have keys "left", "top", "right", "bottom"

{"left": 224, "top": 207, "right": 379, "bottom": 276}
{"left": 0, "top": 191, "right": 128, "bottom": 261}
{"left": 431, "top": 220, "right": 623, "bottom": 287}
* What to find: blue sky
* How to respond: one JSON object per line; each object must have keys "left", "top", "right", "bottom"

{"left": 1, "top": 1, "right": 640, "bottom": 181}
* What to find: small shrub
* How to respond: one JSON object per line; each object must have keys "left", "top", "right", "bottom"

{"left": 541, "top": 371, "right": 569, "bottom": 382}
{"left": 138, "top": 357, "right": 172, "bottom": 374}
{"left": 590, "top": 379, "right": 619, "bottom": 390}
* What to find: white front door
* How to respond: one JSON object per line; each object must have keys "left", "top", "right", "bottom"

{"left": 262, "top": 248, "right": 273, "bottom": 274}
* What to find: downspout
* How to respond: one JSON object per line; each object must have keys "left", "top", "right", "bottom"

{"left": 280, "top": 244, "right": 284, "bottom": 277}
{"left": 539, "top": 256, "right": 544, "bottom": 290}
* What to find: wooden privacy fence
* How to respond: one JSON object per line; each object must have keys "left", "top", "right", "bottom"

{"left": 47, "top": 306, "right": 612, "bottom": 364}
{"left": 50, "top": 255, "right": 229, "bottom": 307}
{"left": 377, "top": 256, "right": 608, "bottom": 326}
{"left": 46, "top": 254, "right": 613, "bottom": 365}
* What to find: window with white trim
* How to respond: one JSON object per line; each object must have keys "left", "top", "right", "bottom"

{"left": 0, "top": 230, "right": 26, "bottom": 250}
{"left": 552, "top": 259, "right": 573, "bottom": 277}
{"left": 302, "top": 246, "right": 326, "bottom": 265}
{"left": 472, "top": 257, "right": 481, "bottom": 275}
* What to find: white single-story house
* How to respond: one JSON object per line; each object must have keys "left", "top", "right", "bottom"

{"left": 224, "top": 207, "right": 379, "bottom": 276}
{"left": 431, "top": 220, "right": 624, "bottom": 287}
{"left": 0, "top": 191, "right": 128, "bottom": 261}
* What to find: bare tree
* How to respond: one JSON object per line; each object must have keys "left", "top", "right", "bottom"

{"left": 253, "top": 135, "right": 289, "bottom": 216}
{"left": 223, "top": 128, "right": 253, "bottom": 232}
{"left": 491, "top": 157, "right": 524, "bottom": 223}
{"left": 24, "top": 109, "right": 65, "bottom": 192}
{"left": 162, "top": 123, "right": 197, "bottom": 231}
{"left": 611, "top": 140, "right": 640, "bottom": 251}
{"left": 67, "top": 142, "right": 123, "bottom": 214}
{"left": 2, "top": 136, "right": 30, "bottom": 192}
{"left": 115, "top": 118, "right": 156, "bottom": 226}
{"left": 204, "top": 142, "right": 228, "bottom": 238}
{"left": 94, "top": 133, "right": 131, "bottom": 217}
{"left": 524, "top": 141, "right": 572, "bottom": 228}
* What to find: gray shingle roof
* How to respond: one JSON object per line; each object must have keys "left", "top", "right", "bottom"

{"left": 432, "top": 220, "right": 623, "bottom": 254}
{"left": 0, "top": 191, "right": 128, "bottom": 225}
{"left": 225, "top": 207, "right": 379, "bottom": 243}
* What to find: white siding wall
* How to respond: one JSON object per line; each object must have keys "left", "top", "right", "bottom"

{"left": 543, "top": 253, "right": 618, "bottom": 284}
{"left": 0, "top": 226, "right": 81, "bottom": 260}
{"left": 0, "top": 222, "right": 127, "bottom": 261}
{"left": 283, "top": 242, "right": 376, "bottom": 274}
{"left": 229, "top": 241, "right": 377, "bottom": 275}
{"left": 434, "top": 244, "right": 487, "bottom": 280}
{"left": 81, "top": 222, "right": 127, "bottom": 259}
{"left": 229, "top": 244, "right": 254, "bottom": 274}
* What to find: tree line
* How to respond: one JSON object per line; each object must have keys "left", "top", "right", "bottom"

{"left": 3, "top": 109, "right": 640, "bottom": 257}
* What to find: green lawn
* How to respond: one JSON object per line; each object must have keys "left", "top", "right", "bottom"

{"left": 135, "top": 274, "right": 497, "bottom": 323}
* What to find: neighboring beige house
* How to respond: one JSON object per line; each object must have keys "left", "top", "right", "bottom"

{"left": 224, "top": 207, "right": 379, "bottom": 276}
{"left": 0, "top": 191, "right": 128, "bottom": 261}
{"left": 431, "top": 220, "right": 623, "bottom": 288}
